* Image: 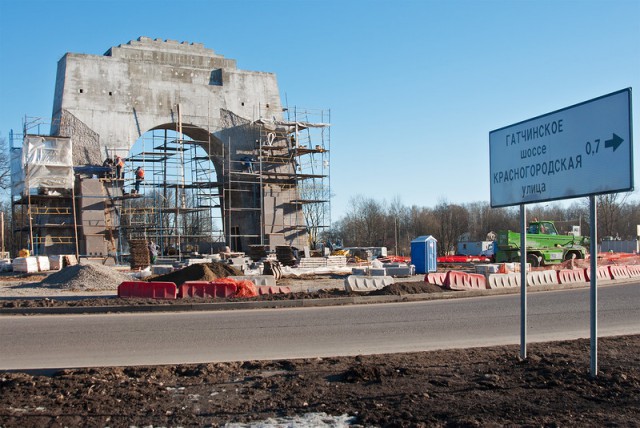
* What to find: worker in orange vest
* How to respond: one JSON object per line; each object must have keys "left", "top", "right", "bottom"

{"left": 134, "top": 166, "right": 144, "bottom": 194}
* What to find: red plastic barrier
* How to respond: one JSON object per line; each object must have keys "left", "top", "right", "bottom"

{"left": 465, "top": 273, "right": 488, "bottom": 289}
{"left": 608, "top": 265, "right": 630, "bottom": 280}
{"left": 583, "top": 266, "right": 612, "bottom": 281}
{"left": 437, "top": 255, "right": 491, "bottom": 264}
{"left": 424, "top": 272, "right": 447, "bottom": 286}
{"left": 444, "top": 271, "right": 488, "bottom": 290}
{"left": 257, "top": 286, "right": 292, "bottom": 295}
{"left": 626, "top": 265, "right": 640, "bottom": 277}
{"left": 556, "top": 269, "right": 587, "bottom": 284}
{"left": 444, "top": 271, "right": 464, "bottom": 290}
{"left": 179, "top": 281, "right": 237, "bottom": 299}
{"left": 118, "top": 281, "right": 177, "bottom": 299}
{"left": 234, "top": 279, "right": 258, "bottom": 297}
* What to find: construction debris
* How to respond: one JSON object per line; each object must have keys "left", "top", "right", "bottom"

{"left": 149, "top": 262, "right": 241, "bottom": 287}
{"left": 39, "top": 260, "right": 133, "bottom": 290}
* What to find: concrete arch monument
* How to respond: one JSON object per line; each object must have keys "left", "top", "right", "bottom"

{"left": 50, "top": 37, "right": 311, "bottom": 251}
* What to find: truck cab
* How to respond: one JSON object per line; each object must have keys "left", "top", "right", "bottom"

{"left": 495, "top": 220, "right": 587, "bottom": 267}
{"left": 527, "top": 221, "right": 558, "bottom": 235}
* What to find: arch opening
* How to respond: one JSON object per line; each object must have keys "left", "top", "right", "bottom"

{"left": 117, "top": 126, "right": 225, "bottom": 257}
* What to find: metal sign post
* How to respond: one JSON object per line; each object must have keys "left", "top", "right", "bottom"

{"left": 589, "top": 196, "right": 598, "bottom": 377}
{"left": 520, "top": 205, "right": 527, "bottom": 360}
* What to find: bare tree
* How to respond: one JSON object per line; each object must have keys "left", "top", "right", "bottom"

{"left": 597, "top": 192, "right": 631, "bottom": 238}
{"left": 0, "top": 137, "right": 10, "bottom": 190}
{"left": 433, "top": 200, "right": 469, "bottom": 256}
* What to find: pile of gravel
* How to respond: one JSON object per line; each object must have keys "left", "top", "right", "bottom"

{"left": 40, "top": 261, "right": 133, "bottom": 291}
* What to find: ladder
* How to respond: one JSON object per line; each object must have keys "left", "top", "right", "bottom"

{"left": 102, "top": 181, "right": 121, "bottom": 263}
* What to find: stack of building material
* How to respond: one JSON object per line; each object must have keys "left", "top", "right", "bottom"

{"left": 0, "top": 258, "right": 12, "bottom": 272}
{"left": 276, "top": 246, "right": 297, "bottom": 266}
{"left": 36, "top": 256, "right": 51, "bottom": 272}
{"left": 48, "top": 255, "right": 64, "bottom": 270}
{"left": 298, "top": 255, "right": 348, "bottom": 269}
{"left": 64, "top": 255, "right": 79, "bottom": 266}
{"left": 129, "top": 239, "right": 150, "bottom": 269}
{"left": 384, "top": 263, "right": 415, "bottom": 277}
{"left": 248, "top": 245, "right": 268, "bottom": 262}
{"left": 13, "top": 257, "right": 39, "bottom": 273}
{"left": 182, "top": 258, "right": 212, "bottom": 266}
{"left": 47, "top": 255, "right": 79, "bottom": 270}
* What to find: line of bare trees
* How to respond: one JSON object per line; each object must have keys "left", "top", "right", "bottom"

{"left": 323, "top": 194, "right": 640, "bottom": 256}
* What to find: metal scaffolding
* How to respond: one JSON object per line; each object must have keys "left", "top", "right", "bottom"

{"left": 9, "top": 105, "right": 331, "bottom": 259}
{"left": 224, "top": 106, "right": 331, "bottom": 250}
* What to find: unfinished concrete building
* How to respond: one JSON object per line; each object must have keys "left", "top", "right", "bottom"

{"left": 11, "top": 37, "right": 331, "bottom": 259}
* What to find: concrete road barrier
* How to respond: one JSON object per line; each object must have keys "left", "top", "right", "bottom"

{"left": 583, "top": 266, "right": 612, "bottom": 281}
{"left": 487, "top": 273, "right": 520, "bottom": 289}
{"left": 465, "top": 273, "right": 488, "bottom": 290}
{"left": 230, "top": 275, "right": 276, "bottom": 287}
{"left": 424, "top": 272, "right": 447, "bottom": 286}
{"left": 445, "top": 271, "right": 487, "bottom": 290}
{"left": 557, "top": 269, "right": 587, "bottom": 284}
{"left": 608, "top": 265, "right": 630, "bottom": 280}
{"left": 256, "top": 286, "right": 292, "bottom": 295}
{"left": 526, "top": 270, "right": 559, "bottom": 287}
{"left": 626, "top": 265, "right": 640, "bottom": 278}
{"left": 344, "top": 275, "right": 394, "bottom": 293}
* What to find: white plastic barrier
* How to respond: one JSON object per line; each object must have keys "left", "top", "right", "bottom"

{"left": 344, "top": 275, "right": 394, "bottom": 293}
{"left": 487, "top": 273, "right": 520, "bottom": 289}
{"left": 526, "top": 270, "right": 559, "bottom": 287}
{"left": 151, "top": 265, "right": 174, "bottom": 275}
{"left": 230, "top": 275, "right": 276, "bottom": 287}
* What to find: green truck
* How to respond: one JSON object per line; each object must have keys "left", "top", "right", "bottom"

{"left": 495, "top": 220, "right": 588, "bottom": 267}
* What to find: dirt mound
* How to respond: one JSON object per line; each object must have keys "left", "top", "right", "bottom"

{"left": 39, "top": 261, "right": 132, "bottom": 291}
{"left": 369, "top": 281, "right": 449, "bottom": 295}
{"left": 150, "top": 262, "right": 241, "bottom": 286}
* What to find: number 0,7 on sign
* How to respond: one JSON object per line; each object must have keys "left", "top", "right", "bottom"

{"left": 489, "top": 88, "right": 633, "bottom": 208}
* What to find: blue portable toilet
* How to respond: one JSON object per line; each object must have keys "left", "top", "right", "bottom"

{"left": 411, "top": 235, "right": 437, "bottom": 274}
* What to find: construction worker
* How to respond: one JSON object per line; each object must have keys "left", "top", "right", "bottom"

{"left": 241, "top": 156, "right": 254, "bottom": 173}
{"left": 148, "top": 240, "right": 158, "bottom": 265}
{"left": 102, "top": 158, "right": 114, "bottom": 178}
{"left": 134, "top": 166, "right": 144, "bottom": 194}
{"left": 115, "top": 156, "right": 125, "bottom": 179}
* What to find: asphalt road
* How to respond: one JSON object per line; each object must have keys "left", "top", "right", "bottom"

{"left": 1, "top": 282, "right": 639, "bottom": 370}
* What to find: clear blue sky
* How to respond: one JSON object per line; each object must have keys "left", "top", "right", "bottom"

{"left": 1, "top": 0, "right": 639, "bottom": 221}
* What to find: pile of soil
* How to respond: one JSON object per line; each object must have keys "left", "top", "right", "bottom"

{"left": 1, "top": 335, "right": 638, "bottom": 426}
{"left": 369, "top": 281, "right": 452, "bottom": 295}
{"left": 38, "top": 261, "right": 132, "bottom": 291}
{"left": 149, "top": 262, "right": 242, "bottom": 287}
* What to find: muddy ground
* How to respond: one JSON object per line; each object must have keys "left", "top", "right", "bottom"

{"left": 0, "top": 335, "right": 638, "bottom": 427}
{"left": 1, "top": 268, "right": 639, "bottom": 426}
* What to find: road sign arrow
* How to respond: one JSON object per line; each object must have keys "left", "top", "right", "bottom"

{"left": 605, "top": 133, "right": 624, "bottom": 152}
